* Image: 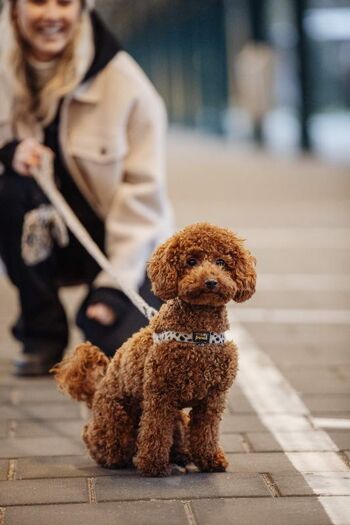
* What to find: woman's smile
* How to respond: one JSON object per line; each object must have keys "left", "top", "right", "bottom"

{"left": 13, "top": 0, "right": 82, "bottom": 61}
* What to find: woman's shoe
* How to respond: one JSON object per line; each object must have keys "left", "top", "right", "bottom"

{"left": 13, "top": 352, "right": 62, "bottom": 377}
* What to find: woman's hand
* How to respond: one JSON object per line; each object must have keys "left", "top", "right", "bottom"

{"left": 86, "top": 303, "right": 117, "bottom": 326}
{"left": 13, "top": 138, "right": 53, "bottom": 176}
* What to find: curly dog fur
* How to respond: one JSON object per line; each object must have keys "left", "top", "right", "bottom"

{"left": 53, "top": 223, "right": 256, "bottom": 476}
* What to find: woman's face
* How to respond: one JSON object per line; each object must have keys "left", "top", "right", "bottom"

{"left": 13, "top": 0, "right": 82, "bottom": 61}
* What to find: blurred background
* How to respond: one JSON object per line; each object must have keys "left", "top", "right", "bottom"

{"left": 98, "top": 0, "right": 350, "bottom": 165}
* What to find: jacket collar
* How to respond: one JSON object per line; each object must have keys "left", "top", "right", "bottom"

{"left": 71, "top": 10, "right": 122, "bottom": 105}
{"left": 84, "top": 11, "right": 122, "bottom": 83}
{"left": 72, "top": 77, "right": 102, "bottom": 104}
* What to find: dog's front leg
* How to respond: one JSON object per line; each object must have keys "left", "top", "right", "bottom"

{"left": 135, "top": 393, "right": 176, "bottom": 477}
{"left": 189, "top": 391, "right": 228, "bottom": 472}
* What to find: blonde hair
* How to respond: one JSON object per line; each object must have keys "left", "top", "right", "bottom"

{"left": 0, "top": 0, "right": 94, "bottom": 129}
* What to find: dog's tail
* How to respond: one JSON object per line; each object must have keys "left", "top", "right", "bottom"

{"left": 51, "top": 342, "right": 110, "bottom": 408}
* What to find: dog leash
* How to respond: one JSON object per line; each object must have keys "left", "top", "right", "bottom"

{"left": 32, "top": 151, "right": 157, "bottom": 321}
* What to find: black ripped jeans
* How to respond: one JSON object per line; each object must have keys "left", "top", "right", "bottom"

{"left": 0, "top": 174, "right": 160, "bottom": 358}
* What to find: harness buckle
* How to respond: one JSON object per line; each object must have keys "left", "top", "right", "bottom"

{"left": 193, "top": 332, "right": 210, "bottom": 345}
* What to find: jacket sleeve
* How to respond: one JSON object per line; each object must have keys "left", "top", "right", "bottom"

{"left": 93, "top": 90, "right": 173, "bottom": 292}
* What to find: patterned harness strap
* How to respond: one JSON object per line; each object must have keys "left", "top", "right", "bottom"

{"left": 153, "top": 331, "right": 227, "bottom": 346}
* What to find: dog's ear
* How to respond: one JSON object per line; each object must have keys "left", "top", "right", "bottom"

{"left": 147, "top": 238, "right": 178, "bottom": 300}
{"left": 232, "top": 244, "right": 257, "bottom": 303}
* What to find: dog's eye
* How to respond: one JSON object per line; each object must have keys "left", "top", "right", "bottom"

{"left": 187, "top": 258, "right": 198, "bottom": 267}
{"left": 216, "top": 259, "right": 226, "bottom": 268}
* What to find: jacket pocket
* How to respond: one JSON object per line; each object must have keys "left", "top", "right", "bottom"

{"left": 69, "top": 134, "right": 128, "bottom": 164}
{"left": 68, "top": 134, "right": 128, "bottom": 214}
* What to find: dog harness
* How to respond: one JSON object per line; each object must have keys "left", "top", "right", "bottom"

{"left": 153, "top": 331, "right": 226, "bottom": 345}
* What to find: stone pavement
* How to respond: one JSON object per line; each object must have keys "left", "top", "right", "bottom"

{"left": 0, "top": 131, "right": 350, "bottom": 524}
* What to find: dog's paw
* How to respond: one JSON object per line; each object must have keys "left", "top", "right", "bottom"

{"left": 135, "top": 456, "right": 171, "bottom": 477}
{"left": 140, "top": 463, "right": 172, "bottom": 477}
{"left": 193, "top": 449, "right": 228, "bottom": 473}
{"left": 170, "top": 450, "right": 192, "bottom": 467}
{"left": 100, "top": 459, "right": 133, "bottom": 470}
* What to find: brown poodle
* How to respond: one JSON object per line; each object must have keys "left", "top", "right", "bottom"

{"left": 53, "top": 223, "right": 256, "bottom": 476}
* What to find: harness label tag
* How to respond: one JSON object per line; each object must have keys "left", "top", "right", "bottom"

{"left": 193, "top": 332, "right": 210, "bottom": 344}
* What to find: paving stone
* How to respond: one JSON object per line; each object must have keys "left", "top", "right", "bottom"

{"left": 4, "top": 500, "right": 189, "bottom": 525}
{"left": 220, "top": 415, "right": 266, "bottom": 433}
{"left": 15, "top": 420, "right": 82, "bottom": 438}
{"left": 0, "top": 387, "right": 11, "bottom": 404}
{"left": 0, "top": 477, "right": 88, "bottom": 506}
{"left": 0, "top": 361, "right": 12, "bottom": 378}
{"left": 286, "top": 452, "right": 349, "bottom": 472}
{"left": 0, "top": 403, "right": 81, "bottom": 420}
{"left": 302, "top": 394, "right": 350, "bottom": 413}
{"left": 0, "top": 420, "right": 8, "bottom": 438}
{"left": 327, "top": 432, "right": 350, "bottom": 451}
{"left": 280, "top": 367, "right": 350, "bottom": 395}
{"left": 227, "top": 396, "right": 255, "bottom": 413}
{"left": 0, "top": 387, "right": 68, "bottom": 405}
{"left": 273, "top": 472, "right": 314, "bottom": 496}
{"left": 263, "top": 344, "right": 350, "bottom": 367}
{"left": 251, "top": 325, "right": 350, "bottom": 347}
{"left": 219, "top": 433, "right": 246, "bottom": 453}
{"left": 95, "top": 472, "right": 269, "bottom": 501}
{"left": 275, "top": 472, "right": 350, "bottom": 496}
{"left": 16, "top": 456, "right": 114, "bottom": 480}
{"left": 336, "top": 365, "right": 350, "bottom": 381}
{"left": 228, "top": 450, "right": 350, "bottom": 473}
{"left": 250, "top": 290, "right": 350, "bottom": 310}
{"left": 261, "top": 414, "right": 312, "bottom": 432}
{"left": 246, "top": 432, "right": 283, "bottom": 452}
{"left": 0, "top": 376, "right": 55, "bottom": 389}
{"left": 11, "top": 389, "right": 69, "bottom": 404}
{"left": 267, "top": 431, "right": 338, "bottom": 452}
{"left": 227, "top": 452, "right": 296, "bottom": 473}
{"left": 0, "top": 460, "right": 8, "bottom": 480}
{"left": 191, "top": 497, "right": 333, "bottom": 525}
{"left": 312, "top": 412, "right": 350, "bottom": 420}
{"left": 227, "top": 389, "right": 255, "bottom": 413}
{"left": 0, "top": 437, "right": 85, "bottom": 458}
{"left": 227, "top": 383, "right": 244, "bottom": 397}
{"left": 241, "top": 248, "right": 350, "bottom": 274}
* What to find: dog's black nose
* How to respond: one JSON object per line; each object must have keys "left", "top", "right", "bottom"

{"left": 205, "top": 279, "right": 218, "bottom": 290}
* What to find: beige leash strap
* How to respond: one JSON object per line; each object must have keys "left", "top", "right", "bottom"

{"left": 32, "top": 152, "right": 157, "bottom": 321}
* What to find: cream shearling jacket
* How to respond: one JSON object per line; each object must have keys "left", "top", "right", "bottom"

{"left": 0, "top": 51, "right": 173, "bottom": 291}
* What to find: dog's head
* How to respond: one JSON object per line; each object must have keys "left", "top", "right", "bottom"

{"left": 148, "top": 223, "right": 256, "bottom": 306}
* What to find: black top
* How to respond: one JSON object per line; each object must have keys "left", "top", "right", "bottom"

{"left": 84, "top": 10, "right": 122, "bottom": 83}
